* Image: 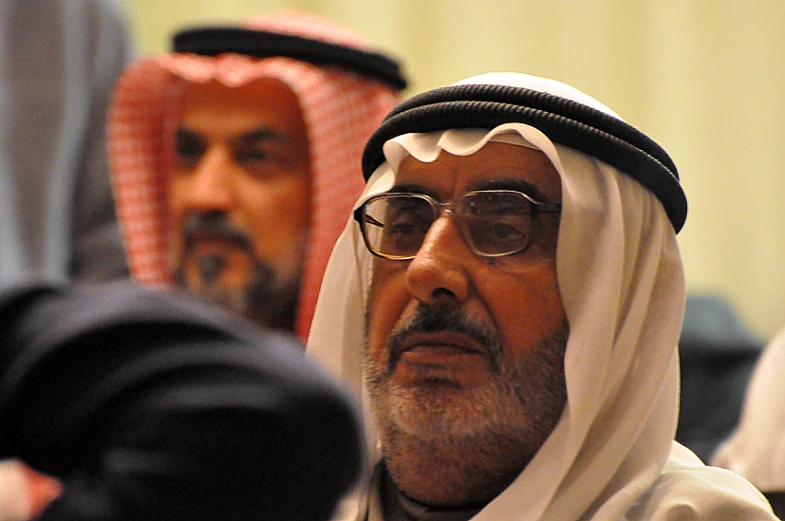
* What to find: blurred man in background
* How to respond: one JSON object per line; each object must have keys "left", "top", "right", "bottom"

{"left": 108, "top": 10, "right": 407, "bottom": 342}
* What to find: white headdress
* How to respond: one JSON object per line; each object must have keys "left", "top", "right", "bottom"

{"left": 308, "top": 73, "right": 774, "bottom": 521}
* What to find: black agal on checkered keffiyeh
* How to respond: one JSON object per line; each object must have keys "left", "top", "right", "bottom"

{"left": 173, "top": 27, "right": 408, "bottom": 91}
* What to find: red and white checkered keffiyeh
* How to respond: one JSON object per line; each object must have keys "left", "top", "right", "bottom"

{"left": 108, "top": 10, "right": 403, "bottom": 342}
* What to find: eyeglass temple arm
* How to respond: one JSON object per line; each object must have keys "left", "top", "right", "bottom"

{"left": 536, "top": 201, "right": 562, "bottom": 214}
{"left": 353, "top": 207, "right": 384, "bottom": 228}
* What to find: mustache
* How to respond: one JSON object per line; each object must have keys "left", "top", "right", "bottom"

{"left": 182, "top": 212, "right": 253, "bottom": 252}
{"left": 385, "top": 304, "right": 503, "bottom": 372}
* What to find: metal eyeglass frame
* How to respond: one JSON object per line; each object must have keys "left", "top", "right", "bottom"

{"left": 353, "top": 189, "right": 561, "bottom": 260}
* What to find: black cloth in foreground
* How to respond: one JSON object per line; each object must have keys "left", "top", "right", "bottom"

{"left": 0, "top": 281, "right": 362, "bottom": 521}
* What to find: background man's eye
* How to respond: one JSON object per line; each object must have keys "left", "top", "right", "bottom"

{"left": 236, "top": 147, "right": 271, "bottom": 163}
{"left": 175, "top": 133, "right": 205, "bottom": 165}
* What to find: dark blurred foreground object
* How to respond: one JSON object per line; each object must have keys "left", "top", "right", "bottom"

{"left": 675, "top": 293, "right": 762, "bottom": 462}
{"left": 0, "top": 281, "right": 362, "bottom": 521}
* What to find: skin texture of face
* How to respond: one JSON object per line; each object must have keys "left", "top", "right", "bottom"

{"left": 365, "top": 142, "right": 569, "bottom": 507}
{"left": 168, "top": 78, "right": 311, "bottom": 332}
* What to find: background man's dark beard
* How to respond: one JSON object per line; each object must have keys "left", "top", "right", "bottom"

{"left": 174, "top": 213, "right": 301, "bottom": 332}
{"left": 244, "top": 266, "right": 300, "bottom": 332}
{"left": 175, "top": 257, "right": 300, "bottom": 333}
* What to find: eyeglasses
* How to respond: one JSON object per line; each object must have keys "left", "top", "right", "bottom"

{"left": 354, "top": 190, "right": 561, "bottom": 260}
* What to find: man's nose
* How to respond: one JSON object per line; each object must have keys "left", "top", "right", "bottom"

{"left": 405, "top": 216, "right": 471, "bottom": 305}
{"left": 184, "top": 147, "right": 235, "bottom": 211}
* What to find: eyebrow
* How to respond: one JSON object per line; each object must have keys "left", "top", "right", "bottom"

{"left": 175, "top": 127, "right": 202, "bottom": 142}
{"left": 388, "top": 183, "right": 439, "bottom": 198}
{"left": 234, "top": 128, "right": 286, "bottom": 146}
{"left": 389, "top": 179, "right": 552, "bottom": 203}
{"left": 469, "top": 179, "right": 552, "bottom": 202}
{"left": 175, "top": 126, "right": 286, "bottom": 145}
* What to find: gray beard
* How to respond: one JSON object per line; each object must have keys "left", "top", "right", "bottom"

{"left": 364, "top": 304, "right": 569, "bottom": 506}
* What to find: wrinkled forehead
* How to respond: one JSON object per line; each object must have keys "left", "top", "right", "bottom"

{"left": 176, "top": 76, "right": 304, "bottom": 119}
{"left": 396, "top": 142, "right": 563, "bottom": 205}
{"left": 359, "top": 124, "right": 564, "bottom": 204}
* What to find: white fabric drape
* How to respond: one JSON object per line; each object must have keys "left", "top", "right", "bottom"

{"left": 712, "top": 326, "right": 785, "bottom": 491}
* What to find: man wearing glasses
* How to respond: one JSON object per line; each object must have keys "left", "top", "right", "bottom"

{"left": 308, "top": 73, "right": 776, "bottom": 521}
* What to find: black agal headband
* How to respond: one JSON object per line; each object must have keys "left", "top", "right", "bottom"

{"left": 362, "top": 83, "right": 687, "bottom": 232}
{"left": 172, "top": 27, "right": 408, "bottom": 91}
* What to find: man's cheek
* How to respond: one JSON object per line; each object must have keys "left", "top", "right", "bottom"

{"left": 367, "top": 298, "right": 392, "bottom": 360}
{"left": 368, "top": 281, "right": 406, "bottom": 358}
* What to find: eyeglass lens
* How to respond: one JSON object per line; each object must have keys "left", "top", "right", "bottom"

{"left": 361, "top": 192, "right": 535, "bottom": 258}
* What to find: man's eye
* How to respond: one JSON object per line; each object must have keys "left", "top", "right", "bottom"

{"left": 489, "top": 221, "right": 526, "bottom": 241}
{"left": 236, "top": 146, "right": 271, "bottom": 163}
{"left": 461, "top": 214, "right": 529, "bottom": 254}
{"left": 386, "top": 204, "right": 433, "bottom": 233}
{"left": 386, "top": 211, "right": 432, "bottom": 241}
{"left": 380, "top": 211, "right": 430, "bottom": 254}
{"left": 388, "top": 220, "right": 418, "bottom": 236}
{"left": 174, "top": 133, "right": 205, "bottom": 166}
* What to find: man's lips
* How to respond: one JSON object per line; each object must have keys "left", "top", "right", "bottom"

{"left": 185, "top": 233, "right": 251, "bottom": 254}
{"left": 391, "top": 331, "right": 488, "bottom": 366}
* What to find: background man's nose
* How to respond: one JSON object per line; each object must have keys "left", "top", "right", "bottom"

{"left": 185, "top": 148, "right": 235, "bottom": 211}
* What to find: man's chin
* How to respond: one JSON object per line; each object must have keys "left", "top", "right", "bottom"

{"left": 382, "top": 382, "right": 507, "bottom": 440}
{"left": 175, "top": 255, "right": 258, "bottom": 313}
{"left": 173, "top": 257, "right": 300, "bottom": 333}
{"left": 185, "top": 281, "right": 249, "bottom": 316}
